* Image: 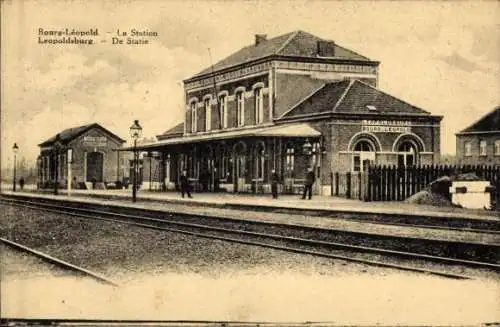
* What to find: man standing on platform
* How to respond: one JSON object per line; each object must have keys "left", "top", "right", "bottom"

{"left": 180, "top": 170, "right": 192, "bottom": 198}
{"left": 271, "top": 169, "right": 279, "bottom": 199}
{"left": 302, "top": 167, "right": 315, "bottom": 200}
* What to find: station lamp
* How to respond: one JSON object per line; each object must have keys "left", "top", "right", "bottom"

{"left": 12, "top": 143, "right": 19, "bottom": 192}
{"left": 130, "top": 120, "right": 143, "bottom": 202}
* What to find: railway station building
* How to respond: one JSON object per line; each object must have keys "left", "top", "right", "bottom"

{"left": 127, "top": 30, "right": 443, "bottom": 195}
{"left": 456, "top": 106, "right": 500, "bottom": 166}
{"left": 37, "top": 123, "right": 128, "bottom": 189}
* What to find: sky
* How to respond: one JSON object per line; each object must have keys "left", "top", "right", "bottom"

{"left": 1, "top": 0, "right": 499, "bottom": 169}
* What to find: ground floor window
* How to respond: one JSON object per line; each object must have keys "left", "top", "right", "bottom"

{"left": 352, "top": 140, "right": 375, "bottom": 172}
{"left": 285, "top": 144, "right": 295, "bottom": 176}
{"left": 397, "top": 141, "right": 418, "bottom": 168}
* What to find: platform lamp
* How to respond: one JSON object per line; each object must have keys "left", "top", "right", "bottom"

{"left": 67, "top": 148, "right": 73, "bottom": 197}
{"left": 53, "top": 134, "right": 62, "bottom": 195}
{"left": 12, "top": 143, "right": 19, "bottom": 192}
{"left": 130, "top": 120, "right": 142, "bottom": 202}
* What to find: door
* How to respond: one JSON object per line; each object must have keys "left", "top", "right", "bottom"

{"left": 86, "top": 152, "right": 104, "bottom": 182}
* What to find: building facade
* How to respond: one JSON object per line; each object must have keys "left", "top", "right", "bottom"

{"left": 129, "top": 30, "right": 442, "bottom": 195}
{"left": 38, "top": 123, "right": 127, "bottom": 189}
{"left": 456, "top": 106, "right": 500, "bottom": 166}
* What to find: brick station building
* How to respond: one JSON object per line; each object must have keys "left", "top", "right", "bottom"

{"left": 456, "top": 106, "right": 500, "bottom": 166}
{"left": 37, "top": 123, "right": 127, "bottom": 189}
{"left": 129, "top": 30, "right": 442, "bottom": 195}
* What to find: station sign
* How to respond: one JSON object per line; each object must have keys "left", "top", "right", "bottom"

{"left": 82, "top": 136, "right": 107, "bottom": 147}
{"left": 361, "top": 120, "right": 412, "bottom": 133}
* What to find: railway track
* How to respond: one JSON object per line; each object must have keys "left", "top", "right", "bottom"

{"left": 0, "top": 237, "right": 119, "bottom": 287}
{"left": 1, "top": 195, "right": 499, "bottom": 280}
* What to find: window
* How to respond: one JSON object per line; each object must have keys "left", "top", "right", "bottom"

{"left": 236, "top": 91, "right": 245, "bottom": 127}
{"left": 464, "top": 141, "right": 472, "bottom": 156}
{"left": 495, "top": 140, "right": 500, "bottom": 156}
{"left": 352, "top": 140, "right": 374, "bottom": 172}
{"left": 219, "top": 95, "right": 228, "bottom": 129}
{"left": 190, "top": 101, "right": 197, "bottom": 133}
{"left": 397, "top": 141, "right": 418, "bottom": 167}
{"left": 254, "top": 87, "right": 263, "bottom": 124}
{"left": 285, "top": 145, "right": 295, "bottom": 175}
{"left": 255, "top": 143, "right": 265, "bottom": 180}
{"left": 204, "top": 98, "right": 211, "bottom": 131}
{"left": 479, "top": 140, "right": 487, "bottom": 156}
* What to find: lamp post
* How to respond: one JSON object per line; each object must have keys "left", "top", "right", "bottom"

{"left": 130, "top": 120, "right": 142, "bottom": 202}
{"left": 36, "top": 156, "right": 42, "bottom": 190}
{"left": 12, "top": 143, "right": 19, "bottom": 192}
{"left": 53, "top": 134, "right": 62, "bottom": 195}
{"left": 67, "top": 148, "right": 73, "bottom": 197}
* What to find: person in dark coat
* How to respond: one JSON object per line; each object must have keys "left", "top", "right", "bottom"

{"left": 19, "top": 177, "right": 25, "bottom": 191}
{"left": 302, "top": 167, "right": 315, "bottom": 200}
{"left": 271, "top": 169, "right": 279, "bottom": 199}
{"left": 179, "top": 170, "right": 192, "bottom": 198}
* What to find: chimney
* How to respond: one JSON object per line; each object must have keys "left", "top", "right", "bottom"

{"left": 317, "top": 40, "right": 336, "bottom": 57}
{"left": 255, "top": 34, "right": 267, "bottom": 46}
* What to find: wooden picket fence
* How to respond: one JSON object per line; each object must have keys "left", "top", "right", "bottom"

{"left": 333, "top": 165, "right": 500, "bottom": 206}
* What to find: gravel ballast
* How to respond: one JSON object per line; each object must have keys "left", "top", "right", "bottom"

{"left": 0, "top": 204, "right": 387, "bottom": 280}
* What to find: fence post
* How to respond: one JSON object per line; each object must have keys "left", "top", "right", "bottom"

{"left": 335, "top": 172, "right": 339, "bottom": 196}
{"left": 330, "top": 172, "right": 334, "bottom": 197}
{"left": 346, "top": 172, "right": 351, "bottom": 199}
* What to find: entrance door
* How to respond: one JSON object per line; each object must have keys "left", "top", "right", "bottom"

{"left": 87, "top": 152, "right": 104, "bottom": 182}
{"left": 233, "top": 142, "right": 247, "bottom": 192}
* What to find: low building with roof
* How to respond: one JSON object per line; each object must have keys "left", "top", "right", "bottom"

{"left": 37, "top": 123, "right": 128, "bottom": 189}
{"left": 125, "top": 30, "right": 442, "bottom": 195}
{"left": 456, "top": 106, "right": 500, "bottom": 166}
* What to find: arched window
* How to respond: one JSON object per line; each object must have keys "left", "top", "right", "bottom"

{"left": 397, "top": 141, "right": 418, "bottom": 167}
{"left": 352, "top": 140, "right": 375, "bottom": 172}
{"left": 236, "top": 91, "right": 245, "bottom": 127}
{"left": 254, "top": 87, "right": 263, "bottom": 124}
{"left": 204, "top": 98, "right": 211, "bottom": 131}
{"left": 255, "top": 142, "right": 265, "bottom": 180}
{"left": 190, "top": 101, "right": 197, "bottom": 133}
{"left": 495, "top": 140, "right": 500, "bottom": 156}
{"left": 219, "top": 94, "right": 228, "bottom": 129}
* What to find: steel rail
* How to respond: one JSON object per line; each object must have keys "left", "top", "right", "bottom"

{"left": 0, "top": 237, "right": 119, "bottom": 287}
{"left": 3, "top": 198, "right": 499, "bottom": 279}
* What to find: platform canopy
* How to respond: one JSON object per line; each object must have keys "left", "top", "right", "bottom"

{"left": 119, "top": 123, "right": 321, "bottom": 152}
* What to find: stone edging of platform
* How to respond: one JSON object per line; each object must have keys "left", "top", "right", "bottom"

{"left": 10, "top": 190, "right": 499, "bottom": 222}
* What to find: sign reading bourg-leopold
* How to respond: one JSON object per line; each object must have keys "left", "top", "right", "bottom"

{"left": 361, "top": 120, "right": 412, "bottom": 133}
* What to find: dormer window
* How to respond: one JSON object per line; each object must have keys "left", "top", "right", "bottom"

{"left": 366, "top": 105, "right": 377, "bottom": 111}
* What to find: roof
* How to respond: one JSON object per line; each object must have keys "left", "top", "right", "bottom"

{"left": 39, "top": 123, "right": 125, "bottom": 147}
{"left": 157, "top": 122, "right": 184, "bottom": 140}
{"left": 191, "top": 30, "right": 372, "bottom": 78}
{"left": 280, "top": 79, "right": 432, "bottom": 119}
{"left": 457, "top": 106, "right": 500, "bottom": 134}
{"left": 120, "top": 123, "right": 320, "bottom": 151}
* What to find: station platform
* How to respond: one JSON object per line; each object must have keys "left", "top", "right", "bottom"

{"left": 3, "top": 186, "right": 499, "bottom": 221}
{"left": 2, "top": 188, "right": 499, "bottom": 245}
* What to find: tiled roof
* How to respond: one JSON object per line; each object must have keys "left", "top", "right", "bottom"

{"left": 335, "top": 80, "right": 430, "bottom": 115}
{"left": 281, "top": 79, "right": 431, "bottom": 119}
{"left": 458, "top": 106, "right": 500, "bottom": 134}
{"left": 157, "top": 122, "right": 184, "bottom": 140}
{"left": 39, "top": 123, "right": 125, "bottom": 146}
{"left": 192, "top": 30, "right": 371, "bottom": 78}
